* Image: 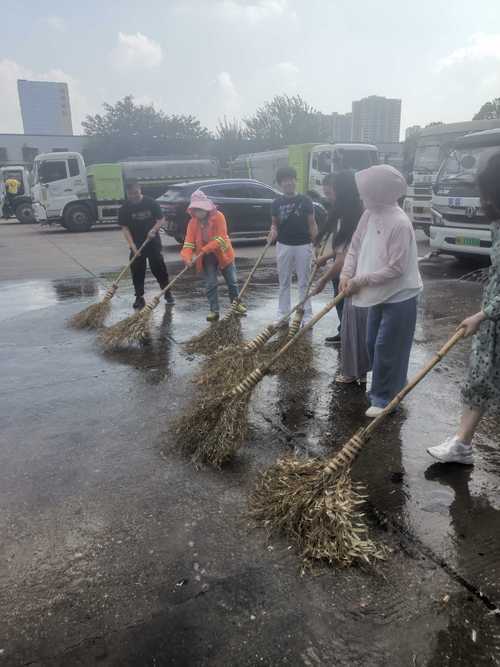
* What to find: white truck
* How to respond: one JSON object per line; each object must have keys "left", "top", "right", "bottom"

{"left": 31, "top": 151, "right": 219, "bottom": 232}
{"left": 0, "top": 165, "right": 34, "bottom": 223}
{"left": 404, "top": 119, "right": 500, "bottom": 236}
{"left": 430, "top": 128, "right": 500, "bottom": 258}
{"left": 230, "top": 142, "right": 379, "bottom": 197}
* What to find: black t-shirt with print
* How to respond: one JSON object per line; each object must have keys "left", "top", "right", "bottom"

{"left": 118, "top": 196, "right": 163, "bottom": 245}
{"left": 271, "top": 194, "right": 313, "bottom": 246}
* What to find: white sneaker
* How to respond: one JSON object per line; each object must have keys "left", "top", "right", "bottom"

{"left": 427, "top": 436, "right": 474, "bottom": 465}
{"left": 365, "top": 406, "right": 385, "bottom": 418}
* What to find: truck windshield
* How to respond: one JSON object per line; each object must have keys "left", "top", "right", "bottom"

{"left": 438, "top": 146, "right": 500, "bottom": 185}
{"left": 414, "top": 144, "right": 440, "bottom": 172}
{"left": 338, "top": 150, "right": 378, "bottom": 171}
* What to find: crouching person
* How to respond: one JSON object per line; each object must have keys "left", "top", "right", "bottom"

{"left": 181, "top": 190, "right": 247, "bottom": 322}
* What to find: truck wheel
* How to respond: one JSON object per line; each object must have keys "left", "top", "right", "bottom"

{"left": 64, "top": 205, "right": 94, "bottom": 232}
{"left": 15, "top": 202, "right": 35, "bottom": 224}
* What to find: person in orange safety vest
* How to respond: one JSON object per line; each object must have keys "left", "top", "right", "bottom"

{"left": 180, "top": 189, "right": 247, "bottom": 322}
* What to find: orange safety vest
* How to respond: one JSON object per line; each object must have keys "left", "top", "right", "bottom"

{"left": 180, "top": 210, "right": 235, "bottom": 272}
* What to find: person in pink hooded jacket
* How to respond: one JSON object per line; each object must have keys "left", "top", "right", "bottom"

{"left": 340, "top": 164, "right": 423, "bottom": 418}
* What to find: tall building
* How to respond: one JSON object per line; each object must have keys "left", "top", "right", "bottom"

{"left": 17, "top": 80, "right": 73, "bottom": 135}
{"left": 351, "top": 95, "right": 401, "bottom": 144}
{"left": 317, "top": 112, "right": 352, "bottom": 142}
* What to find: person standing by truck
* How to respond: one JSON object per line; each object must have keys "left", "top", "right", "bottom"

{"left": 269, "top": 166, "right": 318, "bottom": 324}
{"left": 4, "top": 175, "right": 21, "bottom": 212}
{"left": 118, "top": 180, "right": 174, "bottom": 310}
{"left": 427, "top": 152, "right": 500, "bottom": 465}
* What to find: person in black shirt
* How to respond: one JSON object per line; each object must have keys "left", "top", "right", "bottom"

{"left": 118, "top": 180, "right": 174, "bottom": 309}
{"left": 269, "top": 166, "right": 317, "bottom": 323}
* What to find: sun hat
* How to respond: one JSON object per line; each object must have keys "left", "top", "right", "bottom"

{"left": 188, "top": 189, "right": 217, "bottom": 214}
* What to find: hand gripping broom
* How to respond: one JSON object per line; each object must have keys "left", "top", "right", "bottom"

{"left": 69, "top": 238, "right": 151, "bottom": 330}
{"left": 249, "top": 328, "right": 466, "bottom": 568}
{"left": 185, "top": 239, "right": 273, "bottom": 355}
{"left": 98, "top": 257, "right": 199, "bottom": 351}
{"left": 176, "top": 291, "right": 346, "bottom": 468}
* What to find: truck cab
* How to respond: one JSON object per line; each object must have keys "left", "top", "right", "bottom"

{"left": 308, "top": 143, "right": 378, "bottom": 196}
{"left": 32, "top": 152, "right": 95, "bottom": 231}
{"left": 430, "top": 128, "right": 500, "bottom": 258}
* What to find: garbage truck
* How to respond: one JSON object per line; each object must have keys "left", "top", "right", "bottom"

{"left": 430, "top": 127, "right": 500, "bottom": 258}
{"left": 0, "top": 165, "right": 34, "bottom": 223}
{"left": 31, "top": 151, "right": 219, "bottom": 232}
{"left": 229, "top": 143, "right": 379, "bottom": 197}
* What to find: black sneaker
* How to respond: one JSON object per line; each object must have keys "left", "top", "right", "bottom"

{"left": 325, "top": 334, "right": 341, "bottom": 345}
{"left": 164, "top": 291, "right": 175, "bottom": 305}
{"left": 133, "top": 296, "right": 146, "bottom": 310}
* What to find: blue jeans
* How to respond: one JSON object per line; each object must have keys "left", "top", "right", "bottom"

{"left": 332, "top": 277, "right": 344, "bottom": 334}
{"left": 367, "top": 296, "right": 418, "bottom": 408}
{"left": 203, "top": 254, "right": 239, "bottom": 313}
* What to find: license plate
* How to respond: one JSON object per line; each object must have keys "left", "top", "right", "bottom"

{"left": 456, "top": 237, "right": 480, "bottom": 247}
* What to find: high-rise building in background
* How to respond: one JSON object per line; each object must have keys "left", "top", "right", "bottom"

{"left": 317, "top": 112, "right": 352, "bottom": 142}
{"left": 351, "top": 95, "right": 401, "bottom": 144}
{"left": 17, "top": 80, "right": 73, "bottom": 135}
{"left": 405, "top": 125, "right": 422, "bottom": 139}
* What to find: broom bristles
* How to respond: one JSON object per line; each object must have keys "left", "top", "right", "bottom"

{"left": 174, "top": 394, "right": 249, "bottom": 468}
{"left": 185, "top": 313, "right": 242, "bottom": 355}
{"left": 98, "top": 308, "right": 153, "bottom": 351}
{"left": 249, "top": 454, "right": 387, "bottom": 566}
{"left": 69, "top": 299, "right": 111, "bottom": 330}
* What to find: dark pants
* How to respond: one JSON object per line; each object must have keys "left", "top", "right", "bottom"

{"left": 367, "top": 296, "right": 418, "bottom": 408}
{"left": 130, "top": 238, "right": 169, "bottom": 297}
{"left": 332, "top": 277, "right": 344, "bottom": 334}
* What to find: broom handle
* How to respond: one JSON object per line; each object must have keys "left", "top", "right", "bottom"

{"left": 323, "top": 328, "right": 467, "bottom": 474}
{"left": 231, "top": 292, "right": 345, "bottom": 395}
{"left": 363, "top": 328, "right": 466, "bottom": 438}
{"left": 112, "top": 238, "right": 151, "bottom": 286}
{"left": 234, "top": 239, "right": 272, "bottom": 303}
{"left": 141, "top": 256, "right": 200, "bottom": 312}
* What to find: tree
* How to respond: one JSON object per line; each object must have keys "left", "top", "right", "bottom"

{"left": 244, "top": 94, "right": 329, "bottom": 149}
{"left": 82, "top": 96, "right": 211, "bottom": 163}
{"left": 473, "top": 98, "right": 500, "bottom": 120}
{"left": 213, "top": 116, "right": 252, "bottom": 165}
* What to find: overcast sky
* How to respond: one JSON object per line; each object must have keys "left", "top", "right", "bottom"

{"left": 1, "top": 0, "right": 500, "bottom": 138}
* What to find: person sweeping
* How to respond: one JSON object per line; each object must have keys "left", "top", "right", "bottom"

{"left": 118, "top": 180, "right": 174, "bottom": 310}
{"left": 428, "top": 152, "right": 500, "bottom": 466}
{"left": 180, "top": 189, "right": 247, "bottom": 322}
{"left": 339, "top": 164, "right": 423, "bottom": 418}
{"left": 269, "top": 166, "right": 318, "bottom": 326}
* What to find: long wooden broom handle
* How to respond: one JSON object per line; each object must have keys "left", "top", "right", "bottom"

{"left": 141, "top": 255, "right": 200, "bottom": 313}
{"left": 231, "top": 292, "right": 345, "bottom": 395}
{"left": 234, "top": 239, "right": 272, "bottom": 303}
{"left": 364, "top": 328, "right": 466, "bottom": 437}
{"left": 112, "top": 238, "right": 151, "bottom": 286}
{"left": 323, "top": 327, "right": 467, "bottom": 474}
{"left": 244, "top": 235, "right": 332, "bottom": 351}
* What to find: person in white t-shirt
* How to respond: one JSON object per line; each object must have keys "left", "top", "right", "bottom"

{"left": 340, "top": 165, "right": 423, "bottom": 418}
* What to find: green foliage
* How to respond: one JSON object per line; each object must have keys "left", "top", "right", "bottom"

{"left": 473, "top": 98, "right": 500, "bottom": 120}
{"left": 82, "top": 96, "right": 212, "bottom": 163}
{"left": 244, "top": 94, "right": 330, "bottom": 149}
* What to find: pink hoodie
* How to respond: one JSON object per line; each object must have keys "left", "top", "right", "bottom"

{"left": 341, "top": 165, "right": 423, "bottom": 307}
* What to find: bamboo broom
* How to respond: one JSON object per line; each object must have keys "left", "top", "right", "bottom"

{"left": 185, "top": 239, "right": 273, "bottom": 355}
{"left": 194, "top": 233, "right": 333, "bottom": 389}
{"left": 176, "top": 292, "right": 345, "bottom": 468}
{"left": 69, "top": 239, "right": 151, "bottom": 330}
{"left": 249, "top": 328, "right": 466, "bottom": 568}
{"left": 98, "top": 257, "right": 199, "bottom": 351}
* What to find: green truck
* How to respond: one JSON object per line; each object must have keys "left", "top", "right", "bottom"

{"left": 31, "top": 152, "right": 219, "bottom": 232}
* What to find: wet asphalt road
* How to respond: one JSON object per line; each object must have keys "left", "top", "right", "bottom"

{"left": 1, "top": 221, "right": 499, "bottom": 666}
